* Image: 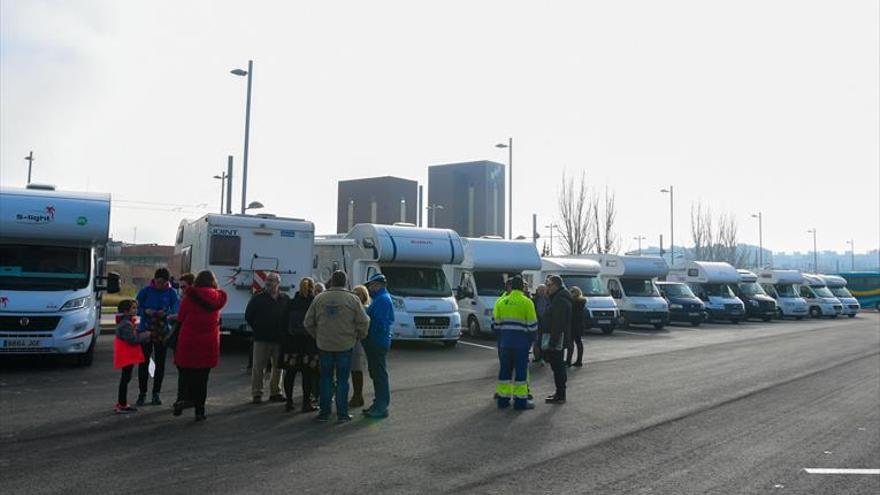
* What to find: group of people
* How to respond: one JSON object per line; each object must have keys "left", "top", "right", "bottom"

{"left": 492, "top": 275, "right": 588, "bottom": 410}
{"left": 112, "top": 267, "right": 394, "bottom": 423}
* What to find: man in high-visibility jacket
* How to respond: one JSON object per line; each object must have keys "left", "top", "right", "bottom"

{"left": 493, "top": 276, "right": 538, "bottom": 410}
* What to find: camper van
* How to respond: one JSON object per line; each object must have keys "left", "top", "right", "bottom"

{"left": 0, "top": 185, "right": 120, "bottom": 365}
{"left": 583, "top": 254, "right": 669, "bottom": 329}
{"left": 758, "top": 269, "right": 809, "bottom": 319}
{"left": 445, "top": 237, "right": 541, "bottom": 338}
{"left": 734, "top": 269, "right": 778, "bottom": 321}
{"left": 667, "top": 261, "right": 745, "bottom": 323}
{"left": 655, "top": 281, "right": 705, "bottom": 326}
{"left": 819, "top": 275, "right": 860, "bottom": 317}
{"left": 525, "top": 257, "right": 620, "bottom": 334}
{"left": 799, "top": 274, "right": 843, "bottom": 318}
{"left": 314, "top": 224, "right": 463, "bottom": 347}
{"left": 173, "top": 213, "right": 314, "bottom": 334}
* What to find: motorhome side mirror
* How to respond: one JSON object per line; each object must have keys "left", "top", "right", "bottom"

{"left": 102, "top": 272, "right": 121, "bottom": 294}
{"left": 455, "top": 287, "right": 467, "bottom": 300}
{"left": 611, "top": 289, "right": 622, "bottom": 299}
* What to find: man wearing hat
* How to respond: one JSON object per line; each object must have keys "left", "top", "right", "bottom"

{"left": 492, "top": 276, "right": 539, "bottom": 410}
{"left": 363, "top": 273, "right": 395, "bottom": 418}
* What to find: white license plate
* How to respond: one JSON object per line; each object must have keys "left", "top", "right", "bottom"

{"left": 2, "top": 338, "right": 46, "bottom": 349}
{"left": 421, "top": 329, "right": 445, "bottom": 337}
{"left": 597, "top": 319, "right": 611, "bottom": 325}
{"left": 689, "top": 312, "right": 702, "bottom": 316}
{"left": 650, "top": 319, "right": 662, "bottom": 324}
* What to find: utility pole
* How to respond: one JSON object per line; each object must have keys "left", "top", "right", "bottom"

{"left": 226, "top": 155, "right": 234, "bottom": 214}
{"left": 532, "top": 214, "right": 537, "bottom": 245}
{"left": 231, "top": 60, "right": 254, "bottom": 214}
{"left": 846, "top": 239, "right": 855, "bottom": 271}
{"left": 807, "top": 228, "right": 818, "bottom": 273}
{"left": 752, "top": 212, "right": 763, "bottom": 268}
{"left": 495, "top": 138, "right": 513, "bottom": 239}
{"left": 25, "top": 151, "right": 34, "bottom": 184}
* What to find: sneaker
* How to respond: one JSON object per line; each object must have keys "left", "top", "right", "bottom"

{"left": 135, "top": 394, "right": 146, "bottom": 406}
{"left": 573, "top": 362, "right": 583, "bottom": 367}
{"left": 194, "top": 413, "right": 207, "bottom": 422}
{"left": 348, "top": 396, "right": 365, "bottom": 408}
{"left": 337, "top": 414, "right": 353, "bottom": 423}
{"left": 151, "top": 393, "right": 162, "bottom": 406}
{"left": 252, "top": 396, "right": 262, "bottom": 405}
{"left": 545, "top": 396, "right": 566, "bottom": 404}
{"left": 514, "top": 401, "right": 536, "bottom": 410}
{"left": 114, "top": 403, "right": 137, "bottom": 414}
{"left": 302, "top": 403, "right": 318, "bottom": 413}
{"left": 268, "top": 394, "right": 285, "bottom": 403}
{"left": 314, "top": 414, "right": 331, "bottom": 423}
{"left": 172, "top": 400, "right": 192, "bottom": 417}
{"left": 363, "top": 410, "right": 388, "bottom": 419}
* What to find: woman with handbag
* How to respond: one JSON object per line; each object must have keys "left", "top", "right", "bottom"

{"left": 172, "top": 270, "right": 228, "bottom": 421}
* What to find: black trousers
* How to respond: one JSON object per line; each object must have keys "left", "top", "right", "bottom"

{"left": 138, "top": 341, "right": 167, "bottom": 395}
{"left": 178, "top": 367, "right": 211, "bottom": 415}
{"left": 566, "top": 335, "right": 583, "bottom": 365}
{"left": 118, "top": 365, "right": 134, "bottom": 405}
{"left": 545, "top": 350, "right": 567, "bottom": 399}
{"left": 281, "top": 353, "right": 317, "bottom": 405}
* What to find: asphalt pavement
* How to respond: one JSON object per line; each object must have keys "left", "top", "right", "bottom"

{"left": 1, "top": 315, "right": 878, "bottom": 494}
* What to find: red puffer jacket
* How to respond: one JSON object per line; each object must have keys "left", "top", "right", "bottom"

{"left": 174, "top": 287, "right": 228, "bottom": 368}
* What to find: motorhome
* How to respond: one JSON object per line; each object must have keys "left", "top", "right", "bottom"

{"left": 445, "top": 237, "right": 541, "bottom": 338}
{"left": 734, "top": 269, "right": 778, "bottom": 322}
{"left": 0, "top": 185, "right": 119, "bottom": 365}
{"left": 655, "top": 281, "right": 705, "bottom": 326}
{"left": 819, "top": 275, "right": 860, "bottom": 317}
{"left": 799, "top": 274, "right": 843, "bottom": 318}
{"left": 582, "top": 254, "right": 669, "bottom": 329}
{"left": 525, "top": 257, "right": 620, "bottom": 334}
{"left": 758, "top": 269, "right": 809, "bottom": 319}
{"left": 314, "top": 224, "right": 463, "bottom": 347}
{"left": 173, "top": 213, "right": 314, "bottom": 334}
{"left": 667, "top": 261, "right": 745, "bottom": 323}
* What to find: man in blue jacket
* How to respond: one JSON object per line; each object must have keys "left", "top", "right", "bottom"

{"left": 135, "top": 268, "right": 180, "bottom": 406}
{"left": 363, "top": 273, "right": 394, "bottom": 418}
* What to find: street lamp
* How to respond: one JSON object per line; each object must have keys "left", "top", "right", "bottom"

{"left": 660, "top": 186, "right": 674, "bottom": 266}
{"left": 846, "top": 239, "right": 855, "bottom": 271}
{"left": 495, "top": 138, "right": 513, "bottom": 239}
{"left": 633, "top": 236, "right": 646, "bottom": 256}
{"left": 751, "top": 212, "right": 763, "bottom": 268}
{"left": 212, "top": 172, "right": 227, "bottom": 214}
{"left": 807, "top": 228, "right": 818, "bottom": 273}
{"left": 231, "top": 60, "right": 253, "bottom": 215}
{"left": 426, "top": 204, "right": 444, "bottom": 228}
{"left": 24, "top": 151, "right": 34, "bottom": 184}
{"left": 245, "top": 201, "right": 264, "bottom": 212}
{"left": 545, "top": 223, "right": 558, "bottom": 256}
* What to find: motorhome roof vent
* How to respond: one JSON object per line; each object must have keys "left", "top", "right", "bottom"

{"left": 255, "top": 213, "right": 277, "bottom": 219}
{"left": 25, "top": 183, "right": 56, "bottom": 191}
{"left": 393, "top": 222, "right": 416, "bottom": 227}
{"left": 480, "top": 235, "right": 503, "bottom": 240}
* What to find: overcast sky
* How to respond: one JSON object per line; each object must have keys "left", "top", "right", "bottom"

{"left": 2, "top": 0, "right": 878, "bottom": 255}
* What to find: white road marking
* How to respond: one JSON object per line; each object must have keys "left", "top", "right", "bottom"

{"left": 615, "top": 330, "right": 665, "bottom": 337}
{"left": 458, "top": 340, "right": 497, "bottom": 351}
{"left": 803, "top": 468, "right": 880, "bottom": 475}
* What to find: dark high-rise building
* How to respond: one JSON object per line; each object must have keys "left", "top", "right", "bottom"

{"left": 337, "top": 176, "right": 418, "bottom": 233}
{"left": 427, "top": 160, "right": 505, "bottom": 238}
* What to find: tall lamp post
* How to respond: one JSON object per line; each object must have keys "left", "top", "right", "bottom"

{"left": 807, "top": 228, "right": 818, "bottom": 273}
{"left": 495, "top": 138, "right": 513, "bottom": 239}
{"left": 426, "top": 204, "right": 444, "bottom": 228}
{"left": 660, "top": 186, "right": 674, "bottom": 266}
{"left": 213, "top": 172, "right": 227, "bottom": 214}
{"left": 545, "top": 223, "right": 558, "bottom": 256}
{"left": 231, "top": 60, "right": 253, "bottom": 215}
{"left": 633, "top": 236, "right": 646, "bottom": 256}
{"left": 845, "top": 239, "right": 855, "bottom": 271}
{"left": 24, "top": 151, "right": 34, "bottom": 184}
{"left": 751, "top": 212, "right": 763, "bottom": 268}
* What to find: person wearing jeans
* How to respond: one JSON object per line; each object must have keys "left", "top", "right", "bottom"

{"left": 135, "top": 268, "right": 179, "bottom": 406}
{"left": 304, "top": 270, "right": 370, "bottom": 423}
{"left": 363, "top": 273, "right": 395, "bottom": 417}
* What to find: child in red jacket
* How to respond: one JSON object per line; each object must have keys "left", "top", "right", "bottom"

{"left": 114, "top": 300, "right": 151, "bottom": 414}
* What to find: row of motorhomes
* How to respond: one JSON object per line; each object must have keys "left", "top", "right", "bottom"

{"left": 0, "top": 187, "right": 864, "bottom": 362}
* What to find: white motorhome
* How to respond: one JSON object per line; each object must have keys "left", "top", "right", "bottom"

{"left": 819, "top": 275, "right": 860, "bottom": 317}
{"left": 0, "top": 185, "right": 119, "bottom": 365}
{"left": 525, "top": 257, "right": 620, "bottom": 334}
{"left": 668, "top": 261, "right": 746, "bottom": 323}
{"left": 758, "top": 269, "right": 809, "bottom": 319}
{"left": 583, "top": 254, "right": 669, "bottom": 329}
{"left": 799, "top": 274, "right": 843, "bottom": 318}
{"left": 445, "top": 237, "right": 541, "bottom": 338}
{"left": 173, "top": 213, "right": 314, "bottom": 334}
{"left": 314, "top": 224, "right": 463, "bottom": 347}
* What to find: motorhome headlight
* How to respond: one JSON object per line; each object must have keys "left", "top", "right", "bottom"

{"left": 61, "top": 296, "right": 92, "bottom": 311}
{"left": 391, "top": 297, "right": 406, "bottom": 311}
{"left": 669, "top": 303, "right": 683, "bottom": 310}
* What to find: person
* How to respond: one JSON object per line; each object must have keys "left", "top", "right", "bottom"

{"left": 245, "top": 272, "right": 290, "bottom": 404}
{"left": 531, "top": 284, "right": 551, "bottom": 364}
{"left": 363, "top": 274, "right": 394, "bottom": 418}
{"left": 493, "top": 276, "right": 538, "bottom": 410}
{"left": 304, "top": 271, "right": 369, "bottom": 423}
{"left": 173, "top": 270, "right": 228, "bottom": 421}
{"left": 113, "top": 299, "right": 150, "bottom": 414}
{"left": 313, "top": 283, "right": 325, "bottom": 296}
{"left": 566, "top": 286, "right": 586, "bottom": 367}
{"left": 135, "top": 267, "right": 180, "bottom": 406}
{"left": 542, "top": 275, "right": 572, "bottom": 404}
{"left": 280, "top": 277, "right": 319, "bottom": 413}
{"left": 170, "top": 272, "right": 195, "bottom": 405}
{"left": 349, "top": 285, "right": 371, "bottom": 409}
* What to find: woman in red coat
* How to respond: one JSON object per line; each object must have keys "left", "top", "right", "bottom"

{"left": 173, "top": 270, "right": 227, "bottom": 421}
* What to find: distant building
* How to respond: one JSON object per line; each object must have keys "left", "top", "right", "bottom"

{"left": 428, "top": 160, "right": 505, "bottom": 237}
{"left": 337, "top": 176, "right": 418, "bottom": 233}
{"left": 107, "top": 241, "right": 175, "bottom": 288}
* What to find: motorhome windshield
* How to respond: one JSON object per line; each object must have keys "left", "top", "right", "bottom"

{"left": 774, "top": 284, "right": 799, "bottom": 298}
{"left": 704, "top": 283, "right": 736, "bottom": 298}
{"left": 738, "top": 282, "right": 767, "bottom": 297}
{"left": 381, "top": 266, "right": 452, "bottom": 298}
{"left": 620, "top": 278, "right": 659, "bottom": 297}
{"left": 829, "top": 287, "right": 852, "bottom": 298}
{"left": 812, "top": 286, "right": 835, "bottom": 298}
{"left": 0, "top": 244, "right": 91, "bottom": 291}
{"left": 562, "top": 275, "right": 609, "bottom": 296}
{"left": 660, "top": 283, "right": 696, "bottom": 298}
{"left": 473, "top": 271, "right": 512, "bottom": 297}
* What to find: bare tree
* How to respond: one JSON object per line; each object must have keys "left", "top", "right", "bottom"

{"left": 690, "top": 201, "right": 750, "bottom": 267}
{"left": 592, "top": 186, "right": 620, "bottom": 254}
{"left": 557, "top": 171, "right": 593, "bottom": 255}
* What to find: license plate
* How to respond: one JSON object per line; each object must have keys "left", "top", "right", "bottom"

{"left": 689, "top": 312, "right": 702, "bottom": 316}
{"left": 730, "top": 310, "right": 742, "bottom": 315}
{"left": 597, "top": 319, "right": 611, "bottom": 325}
{"left": 650, "top": 319, "right": 662, "bottom": 324}
{"left": 421, "top": 329, "right": 445, "bottom": 337}
{"left": 2, "top": 338, "right": 45, "bottom": 349}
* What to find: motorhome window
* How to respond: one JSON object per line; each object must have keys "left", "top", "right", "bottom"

{"left": 180, "top": 246, "right": 192, "bottom": 274}
{"left": 799, "top": 286, "right": 815, "bottom": 299}
{"left": 473, "top": 271, "right": 509, "bottom": 297}
{"left": 0, "top": 244, "right": 90, "bottom": 290}
{"left": 620, "top": 278, "right": 659, "bottom": 297}
{"left": 561, "top": 275, "right": 608, "bottom": 297}
{"left": 659, "top": 283, "right": 695, "bottom": 298}
{"left": 775, "top": 284, "right": 799, "bottom": 298}
{"left": 812, "top": 286, "right": 834, "bottom": 298}
{"left": 738, "top": 282, "right": 767, "bottom": 297}
{"left": 704, "top": 283, "right": 735, "bottom": 298}
{"left": 176, "top": 225, "right": 185, "bottom": 245}
{"left": 209, "top": 235, "right": 241, "bottom": 266}
{"left": 687, "top": 268, "right": 699, "bottom": 277}
{"left": 380, "top": 266, "right": 452, "bottom": 298}
{"left": 829, "top": 287, "right": 852, "bottom": 298}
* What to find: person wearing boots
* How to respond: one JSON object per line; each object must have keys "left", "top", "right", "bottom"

{"left": 349, "top": 285, "right": 371, "bottom": 409}
{"left": 280, "top": 277, "right": 319, "bottom": 413}
{"left": 542, "top": 275, "right": 571, "bottom": 404}
{"left": 566, "top": 286, "right": 587, "bottom": 367}
{"left": 493, "top": 276, "right": 539, "bottom": 411}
